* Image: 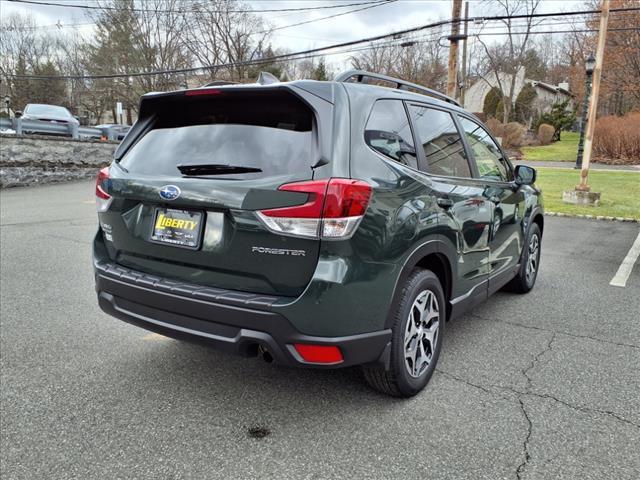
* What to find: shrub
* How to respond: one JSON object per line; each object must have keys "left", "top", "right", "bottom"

{"left": 537, "top": 123, "right": 554, "bottom": 145}
{"left": 593, "top": 112, "right": 640, "bottom": 165}
{"left": 473, "top": 112, "right": 487, "bottom": 122}
{"left": 503, "top": 122, "right": 526, "bottom": 148}
{"left": 483, "top": 87, "right": 502, "bottom": 118}
{"left": 535, "top": 100, "right": 576, "bottom": 141}
{"left": 485, "top": 117, "right": 504, "bottom": 138}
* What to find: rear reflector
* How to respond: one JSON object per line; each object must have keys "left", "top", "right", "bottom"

{"left": 95, "top": 167, "right": 113, "bottom": 212}
{"left": 257, "top": 178, "right": 372, "bottom": 240}
{"left": 293, "top": 344, "right": 343, "bottom": 364}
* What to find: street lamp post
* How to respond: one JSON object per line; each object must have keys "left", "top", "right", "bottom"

{"left": 575, "top": 54, "right": 596, "bottom": 169}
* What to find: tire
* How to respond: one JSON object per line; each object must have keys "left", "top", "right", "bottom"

{"left": 363, "top": 269, "right": 445, "bottom": 397}
{"left": 503, "top": 223, "right": 542, "bottom": 293}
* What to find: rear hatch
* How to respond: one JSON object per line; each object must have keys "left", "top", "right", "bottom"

{"left": 97, "top": 86, "right": 333, "bottom": 297}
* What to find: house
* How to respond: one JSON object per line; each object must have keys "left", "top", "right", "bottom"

{"left": 463, "top": 67, "right": 573, "bottom": 124}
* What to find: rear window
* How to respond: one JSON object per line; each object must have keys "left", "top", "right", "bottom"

{"left": 120, "top": 91, "right": 313, "bottom": 178}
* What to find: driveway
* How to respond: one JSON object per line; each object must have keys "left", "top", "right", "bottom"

{"left": 1, "top": 181, "right": 638, "bottom": 479}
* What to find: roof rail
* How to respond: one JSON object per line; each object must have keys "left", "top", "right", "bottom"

{"left": 334, "top": 69, "right": 460, "bottom": 107}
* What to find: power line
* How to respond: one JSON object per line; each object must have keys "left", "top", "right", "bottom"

{"left": 1, "top": 0, "right": 394, "bottom": 34}
{"left": 3, "top": 0, "right": 386, "bottom": 14}
{"left": 4, "top": 3, "right": 634, "bottom": 33}
{"left": 472, "top": 26, "right": 638, "bottom": 37}
{"left": 7, "top": 6, "right": 640, "bottom": 80}
{"left": 255, "top": 0, "right": 395, "bottom": 34}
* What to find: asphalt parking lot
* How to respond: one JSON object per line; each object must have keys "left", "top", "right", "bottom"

{"left": 1, "top": 181, "right": 639, "bottom": 480}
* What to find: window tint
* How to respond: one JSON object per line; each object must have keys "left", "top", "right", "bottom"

{"left": 408, "top": 105, "right": 471, "bottom": 178}
{"left": 364, "top": 100, "right": 417, "bottom": 169}
{"left": 120, "top": 92, "right": 313, "bottom": 179}
{"left": 459, "top": 117, "right": 510, "bottom": 182}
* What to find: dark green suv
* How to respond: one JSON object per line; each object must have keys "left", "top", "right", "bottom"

{"left": 93, "top": 70, "right": 543, "bottom": 397}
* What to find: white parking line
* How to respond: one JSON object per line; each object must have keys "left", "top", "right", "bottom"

{"left": 610, "top": 230, "right": 640, "bottom": 287}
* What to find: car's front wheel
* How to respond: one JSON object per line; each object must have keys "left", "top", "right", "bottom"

{"left": 363, "top": 269, "right": 444, "bottom": 397}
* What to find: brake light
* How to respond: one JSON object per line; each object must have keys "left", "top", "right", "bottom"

{"left": 256, "top": 178, "right": 372, "bottom": 239}
{"left": 185, "top": 88, "right": 222, "bottom": 96}
{"left": 293, "top": 344, "right": 343, "bottom": 364}
{"left": 95, "top": 167, "right": 113, "bottom": 212}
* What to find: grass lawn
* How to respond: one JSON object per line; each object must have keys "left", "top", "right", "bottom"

{"left": 535, "top": 167, "right": 640, "bottom": 220}
{"left": 522, "top": 131, "right": 579, "bottom": 162}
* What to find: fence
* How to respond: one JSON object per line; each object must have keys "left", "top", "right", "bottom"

{"left": 0, "top": 117, "right": 121, "bottom": 141}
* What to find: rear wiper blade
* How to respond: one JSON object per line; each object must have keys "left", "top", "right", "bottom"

{"left": 177, "top": 164, "right": 262, "bottom": 176}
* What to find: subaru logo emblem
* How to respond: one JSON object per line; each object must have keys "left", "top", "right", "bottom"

{"left": 159, "top": 185, "right": 181, "bottom": 201}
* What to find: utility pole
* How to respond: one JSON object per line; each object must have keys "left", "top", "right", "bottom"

{"left": 446, "top": 0, "right": 463, "bottom": 98}
{"left": 459, "top": 1, "right": 470, "bottom": 107}
{"left": 577, "top": 0, "right": 609, "bottom": 191}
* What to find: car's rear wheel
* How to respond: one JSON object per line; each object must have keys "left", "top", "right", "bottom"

{"left": 363, "top": 269, "right": 444, "bottom": 397}
{"left": 503, "top": 223, "right": 542, "bottom": 293}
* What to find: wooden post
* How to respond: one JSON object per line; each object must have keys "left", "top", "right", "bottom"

{"left": 577, "top": 0, "right": 610, "bottom": 191}
{"left": 446, "top": 0, "right": 463, "bottom": 98}
{"left": 459, "top": 1, "right": 470, "bottom": 106}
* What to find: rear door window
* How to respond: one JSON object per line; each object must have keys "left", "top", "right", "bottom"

{"left": 408, "top": 104, "right": 471, "bottom": 178}
{"left": 120, "top": 92, "right": 313, "bottom": 179}
{"left": 364, "top": 100, "right": 417, "bottom": 169}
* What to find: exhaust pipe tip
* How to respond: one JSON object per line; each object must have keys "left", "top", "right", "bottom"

{"left": 258, "top": 345, "right": 274, "bottom": 364}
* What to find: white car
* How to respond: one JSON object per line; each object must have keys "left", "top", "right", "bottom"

{"left": 21, "top": 104, "right": 79, "bottom": 127}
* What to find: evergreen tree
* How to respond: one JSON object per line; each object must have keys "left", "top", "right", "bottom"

{"left": 514, "top": 84, "right": 537, "bottom": 124}
{"left": 311, "top": 58, "right": 329, "bottom": 81}
{"left": 483, "top": 87, "right": 502, "bottom": 118}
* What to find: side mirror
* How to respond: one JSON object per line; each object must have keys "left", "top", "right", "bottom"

{"left": 15, "top": 110, "right": 22, "bottom": 118}
{"left": 514, "top": 165, "right": 536, "bottom": 186}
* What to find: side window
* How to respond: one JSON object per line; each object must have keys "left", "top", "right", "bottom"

{"left": 408, "top": 104, "right": 471, "bottom": 178}
{"left": 364, "top": 100, "right": 417, "bottom": 169}
{"left": 459, "top": 117, "right": 510, "bottom": 182}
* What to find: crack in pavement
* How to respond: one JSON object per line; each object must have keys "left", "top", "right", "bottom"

{"left": 438, "top": 331, "right": 640, "bottom": 480}
{"left": 515, "top": 332, "right": 556, "bottom": 480}
{"left": 469, "top": 312, "right": 640, "bottom": 350}
{"left": 435, "top": 369, "right": 513, "bottom": 402}
{"left": 516, "top": 397, "right": 533, "bottom": 480}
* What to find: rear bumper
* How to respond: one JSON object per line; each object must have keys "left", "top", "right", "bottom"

{"left": 95, "top": 260, "right": 391, "bottom": 368}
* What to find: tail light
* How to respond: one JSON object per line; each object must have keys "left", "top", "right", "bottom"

{"left": 95, "top": 167, "right": 113, "bottom": 212}
{"left": 256, "top": 178, "right": 372, "bottom": 240}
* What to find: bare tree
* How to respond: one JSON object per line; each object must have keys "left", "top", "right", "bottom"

{"left": 0, "top": 13, "right": 69, "bottom": 111}
{"left": 350, "top": 26, "right": 447, "bottom": 91}
{"left": 182, "top": 0, "right": 271, "bottom": 82}
{"left": 473, "top": 0, "right": 542, "bottom": 123}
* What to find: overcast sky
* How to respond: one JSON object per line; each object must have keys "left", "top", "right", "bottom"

{"left": 1, "top": 0, "right": 587, "bottom": 71}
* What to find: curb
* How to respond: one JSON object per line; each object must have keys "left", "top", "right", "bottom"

{"left": 544, "top": 211, "right": 639, "bottom": 223}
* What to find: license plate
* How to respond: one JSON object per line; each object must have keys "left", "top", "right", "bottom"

{"left": 151, "top": 208, "right": 203, "bottom": 249}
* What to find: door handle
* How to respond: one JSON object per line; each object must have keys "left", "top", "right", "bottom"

{"left": 437, "top": 198, "right": 454, "bottom": 209}
{"left": 489, "top": 196, "right": 501, "bottom": 205}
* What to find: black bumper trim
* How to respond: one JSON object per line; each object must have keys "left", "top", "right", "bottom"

{"left": 94, "top": 259, "right": 283, "bottom": 309}
{"left": 96, "top": 268, "right": 391, "bottom": 368}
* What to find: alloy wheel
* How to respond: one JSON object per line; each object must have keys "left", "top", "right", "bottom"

{"left": 404, "top": 290, "right": 440, "bottom": 378}
{"left": 525, "top": 233, "right": 539, "bottom": 285}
